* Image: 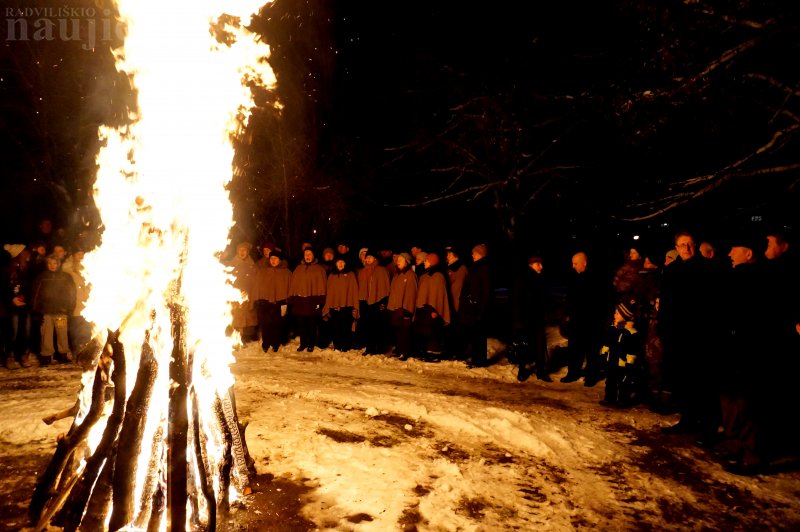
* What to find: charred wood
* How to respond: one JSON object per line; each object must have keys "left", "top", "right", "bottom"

{"left": 29, "top": 358, "right": 110, "bottom": 524}
{"left": 108, "top": 338, "right": 159, "bottom": 531}
{"left": 214, "top": 396, "right": 233, "bottom": 512}
{"left": 168, "top": 302, "right": 188, "bottom": 531}
{"left": 192, "top": 391, "right": 216, "bottom": 531}
{"left": 58, "top": 330, "right": 127, "bottom": 531}
{"left": 133, "top": 425, "right": 165, "bottom": 528}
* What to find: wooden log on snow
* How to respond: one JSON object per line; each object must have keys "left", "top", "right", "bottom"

{"left": 29, "top": 358, "right": 110, "bottom": 524}
{"left": 58, "top": 330, "right": 127, "bottom": 531}
{"left": 108, "top": 337, "right": 159, "bottom": 531}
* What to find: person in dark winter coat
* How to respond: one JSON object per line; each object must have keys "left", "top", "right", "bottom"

{"left": 512, "top": 256, "right": 552, "bottom": 381}
{"left": 658, "top": 231, "right": 723, "bottom": 437}
{"left": 562, "top": 252, "right": 609, "bottom": 385}
{"left": 413, "top": 253, "right": 450, "bottom": 359}
{"left": 288, "top": 248, "right": 327, "bottom": 352}
{"left": 323, "top": 256, "right": 360, "bottom": 351}
{"left": 717, "top": 236, "right": 769, "bottom": 474}
{"left": 599, "top": 300, "right": 644, "bottom": 408}
{"left": 761, "top": 228, "right": 800, "bottom": 460}
{"left": 461, "top": 244, "right": 492, "bottom": 368}
{"left": 387, "top": 253, "right": 417, "bottom": 358}
{"left": 444, "top": 246, "right": 468, "bottom": 359}
{"left": 357, "top": 249, "right": 391, "bottom": 355}
{"left": 30, "top": 255, "right": 76, "bottom": 365}
{"left": 251, "top": 250, "right": 291, "bottom": 352}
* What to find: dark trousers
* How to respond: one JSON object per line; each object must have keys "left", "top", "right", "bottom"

{"left": 329, "top": 308, "right": 355, "bottom": 351}
{"left": 295, "top": 315, "right": 320, "bottom": 350}
{"left": 463, "top": 320, "right": 488, "bottom": 365}
{"left": 361, "top": 302, "right": 387, "bottom": 354}
{"left": 10, "top": 309, "right": 31, "bottom": 357}
{"left": 566, "top": 328, "right": 601, "bottom": 378}
{"left": 413, "top": 306, "right": 443, "bottom": 355}
{"left": 517, "top": 324, "right": 548, "bottom": 375}
{"left": 257, "top": 301, "right": 284, "bottom": 351}
{"left": 390, "top": 309, "right": 412, "bottom": 356}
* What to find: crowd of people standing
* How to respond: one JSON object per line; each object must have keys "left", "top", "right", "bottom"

{"left": 3, "top": 216, "right": 798, "bottom": 476}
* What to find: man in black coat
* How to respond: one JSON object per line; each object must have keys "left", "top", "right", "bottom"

{"left": 462, "top": 244, "right": 492, "bottom": 368}
{"left": 562, "top": 252, "right": 608, "bottom": 385}
{"left": 512, "top": 255, "right": 552, "bottom": 381}
{"left": 658, "top": 231, "right": 723, "bottom": 436}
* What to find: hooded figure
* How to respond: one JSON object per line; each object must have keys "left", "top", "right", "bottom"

{"left": 323, "top": 255, "right": 360, "bottom": 351}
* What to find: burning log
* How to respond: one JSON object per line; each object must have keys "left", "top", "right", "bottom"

{"left": 31, "top": 305, "right": 254, "bottom": 531}
{"left": 41, "top": 403, "right": 80, "bottom": 426}
{"left": 82, "top": 453, "right": 115, "bottom": 530}
{"left": 108, "top": 334, "right": 159, "bottom": 530}
{"left": 133, "top": 425, "right": 165, "bottom": 527}
{"left": 192, "top": 391, "right": 217, "bottom": 530}
{"left": 57, "top": 331, "right": 127, "bottom": 531}
{"left": 168, "top": 300, "right": 188, "bottom": 531}
{"left": 29, "top": 348, "right": 112, "bottom": 525}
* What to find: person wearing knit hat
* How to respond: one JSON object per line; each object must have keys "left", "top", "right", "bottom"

{"left": 664, "top": 249, "right": 679, "bottom": 266}
{"left": 3, "top": 244, "right": 25, "bottom": 259}
{"left": 598, "top": 297, "right": 644, "bottom": 408}
{"left": 398, "top": 252, "right": 413, "bottom": 266}
{"left": 616, "top": 300, "right": 636, "bottom": 323}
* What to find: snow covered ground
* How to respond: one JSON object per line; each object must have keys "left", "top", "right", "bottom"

{"left": 2, "top": 332, "right": 800, "bottom": 531}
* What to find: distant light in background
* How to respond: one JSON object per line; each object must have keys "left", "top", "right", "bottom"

{"left": 632, "top": 235, "right": 640, "bottom": 240}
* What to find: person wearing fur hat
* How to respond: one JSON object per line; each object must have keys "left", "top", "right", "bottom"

{"left": 599, "top": 299, "right": 643, "bottom": 408}
{"left": 323, "top": 255, "right": 360, "bottom": 351}
{"left": 251, "top": 249, "right": 291, "bottom": 353}
{"left": 461, "top": 244, "right": 492, "bottom": 368}
{"left": 388, "top": 253, "right": 417, "bottom": 358}
{"left": 412, "top": 253, "right": 450, "bottom": 360}
{"left": 288, "top": 248, "right": 327, "bottom": 352}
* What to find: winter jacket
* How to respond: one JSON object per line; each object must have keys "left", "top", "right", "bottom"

{"left": 31, "top": 270, "right": 76, "bottom": 315}
{"left": 416, "top": 268, "right": 451, "bottom": 325}
{"left": 323, "top": 270, "right": 360, "bottom": 318}
{"left": 251, "top": 260, "right": 291, "bottom": 304}
{"left": 289, "top": 260, "right": 327, "bottom": 316}
{"left": 387, "top": 267, "right": 417, "bottom": 316}
{"left": 459, "top": 258, "right": 491, "bottom": 326}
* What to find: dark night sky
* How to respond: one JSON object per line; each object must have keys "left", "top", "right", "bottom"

{"left": 1, "top": 0, "right": 798, "bottom": 275}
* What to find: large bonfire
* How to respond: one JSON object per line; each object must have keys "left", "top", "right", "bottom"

{"left": 29, "top": 1, "right": 275, "bottom": 530}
